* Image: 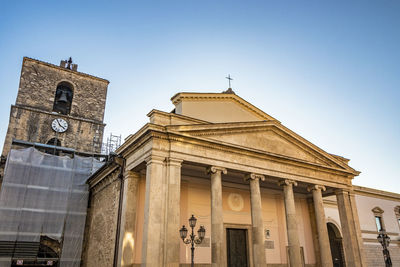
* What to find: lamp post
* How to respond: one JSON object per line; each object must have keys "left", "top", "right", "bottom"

{"left": 179, "top": 215, "right": 206, "bottom": 267}
{"left": 377, "top": 230, "right": 392, "bottom": 267}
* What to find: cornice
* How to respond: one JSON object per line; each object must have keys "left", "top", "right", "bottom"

{"left": 146, "top": 109, "right": 210, "bottom": 124}
{"left": 23, "top": 57, "right": 109, "bottom": 84}
{"left": 166, "top": 120, "right": 355, "bottom": 174}
{"left": 353, "top": 185, "right": 400, "bottom": 201}
{"left": 166, "top": 126, "right": 359, "bottom": 176}
{"left": 12, "top": 105, "right": 106, "bottom": 125}
{"left": 90, "top": 167, "right": 120, "bottom": 195}
{"left": 170, "top": 92, "right": 279, "bottom": 122}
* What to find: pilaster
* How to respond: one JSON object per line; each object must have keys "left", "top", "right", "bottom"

{"left": 118, "top": 170, "right": 140, "bottom": 267}
{"left": 164, "top": 158, "right": 183, "bottom": 267}
{"left": 141, "top": 155, "right": 166, "bottom": 267}
{"left": 335, "top": 189, "right": 363, "bottom": 267}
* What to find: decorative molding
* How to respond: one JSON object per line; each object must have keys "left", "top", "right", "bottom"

{"left": 361, "top": 230, "right": 398, "bottom": 235}
{"left": 371, "top": 206, "right": 384, "bottom": 215}
{"left": 278, "top": 179, "right": 298, "bottom": 187}
{"left": 395, "top": 206, "right": 400, "bottom": 216}
{"left": 245, "top": 173, "right": 265, "bottom": 182}
{"left": 165, "top": 157, "right": 183, "bottom": 167}
{"left": 206, "top": 166, "right": 227, "bottom": 175}
{"left": 307, "top": 184, "right": 326, "bottom": 192}
{"left": 124, "top": 170, "right": 140, "bottom": 180}
{"left": 144, "top": 154, "right": 165, "bottom": 165}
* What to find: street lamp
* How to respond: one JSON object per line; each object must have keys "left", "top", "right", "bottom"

{"left": 179, "top": 215, "right": 206, "bottom": 267}
{"left": 377, "top": 230, "right": 392, "bottom": 267}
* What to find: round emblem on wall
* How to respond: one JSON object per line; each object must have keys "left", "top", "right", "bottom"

{"left": 228, "top": 193, "right": 244, "bottom": 211}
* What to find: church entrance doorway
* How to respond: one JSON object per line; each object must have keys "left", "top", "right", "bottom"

{"left": 226, "top": 228, "right": 249, "bottom": 267}
{"left": 327, "top": 222, "right": 345, "bottom": 267}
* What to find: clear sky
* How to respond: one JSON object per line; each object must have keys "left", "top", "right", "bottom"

{"left": 1, "top": 1, "right": 399, "bottom": 193}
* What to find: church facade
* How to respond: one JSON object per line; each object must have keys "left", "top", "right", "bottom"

{"left": 1, "top": 57, "right": 399, "bottom": 267}
{"left": 82, "top": 92, "right": 400, "bottom": 267}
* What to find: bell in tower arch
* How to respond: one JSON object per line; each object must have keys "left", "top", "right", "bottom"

{"left": 53, "top": 82, "right": 73, "bottom": 115}
{"left": 57, "top": 90, "right": 69, "bottom": 103}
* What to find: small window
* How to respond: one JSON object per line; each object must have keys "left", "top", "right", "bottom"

{"left": 53, "top": 82, "right": 73, "bottom": 115}
{"left": 375, "top": 216, "right": 383, "bottom": 231}
{"left": 395, "top": 206, "right": 400, "bottom": 230}
{"left": 372, "top": 206, "right": 385, "bottom": 232}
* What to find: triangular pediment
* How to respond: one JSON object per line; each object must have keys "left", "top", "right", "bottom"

{"left": 167, "top": 121, "right": 354, "bottom": 172}
{"left": 171, "top": 92, "right": 279, "bottom": 123}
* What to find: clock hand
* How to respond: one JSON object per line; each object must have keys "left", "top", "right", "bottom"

{"left": 57, "top": 119, "right": 66, "bottom": 130}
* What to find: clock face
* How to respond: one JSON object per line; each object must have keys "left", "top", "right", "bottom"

{"left": 51, "top": 118, "right": 68, "bottom": 133}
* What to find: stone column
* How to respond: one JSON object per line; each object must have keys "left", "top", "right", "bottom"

{"left": 118, "top": 170, "right": 140, "bottom": 267}
{"left": 164, "top": 158, "right": 183, "bottom": 267}
{"left": 335, "top": 189, "right": 363, "bottom": 267}
{"left": 278, "top": 179, "right": 302, "bottom": 267}
{"left": 246, "top": 173, "right": 267, "bottom": 267}
{"left": 307, "top": 185, "right": 333, "bottom": 267}
{"left": 207, "top": 166, "right": 227, "bottom": 267}
{"left": 141, "top": 155, "right": 166, "bottom": 267}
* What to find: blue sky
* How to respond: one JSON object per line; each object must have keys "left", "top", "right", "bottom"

{"left": 1, "top": 1, "right": 399, "bottom": 192}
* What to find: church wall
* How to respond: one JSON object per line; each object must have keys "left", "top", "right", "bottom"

{"left": 322, "top": 192, "right": 400, "bottom": 267}
{"left": 354, "top": 193, "right": 400, "bottom": 267}
{"left": 83, "top": 172, "right": 121, "bottom": 267}
{"left": 178, "top": 178, "right": 317, "bottom": 266}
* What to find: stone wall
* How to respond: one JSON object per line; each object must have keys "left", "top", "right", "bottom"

{"left": 1, "top": 106, "right": 104, "bottom": 156}
{"left": 1, "top": 57, "right": 108, "bottom": 157}
{"left": 82, "top": 170, "right": 121, "bottom": 267}
{"left": 16, "top": 58, "right": 108, "bottom": 122}
{"left": 363, "top": 243, "right": 400, "bottom": 267}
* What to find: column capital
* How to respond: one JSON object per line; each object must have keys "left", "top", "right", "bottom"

{"left": 278, "top": 179, "right": 298, "bottom": 187}
{"left": 144, "top": 155, "right": 165, "bottom": 165}
{"left": 245, "top": 173, "right": 265, "bottom": 182}
{"left": 207, "top": 166, "right": 227, "bottom": 175}
{"left": 124, "top": 170, "right": 141, "bottom": 180}
{"left": 334, "top": 188, "right": 350, "bottom": 196}
{"left": 307, "top": 184, "right": 326, "bottom": 192}
{"left": 165, "top": 157, "right": 183, "bottom": 167}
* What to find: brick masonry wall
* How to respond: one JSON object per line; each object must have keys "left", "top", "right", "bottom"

{"left": 364, "top": 243, "right": 400, "bottom": 267}
{"left": 82, "top": 172, "right": 121, "bottom": 267}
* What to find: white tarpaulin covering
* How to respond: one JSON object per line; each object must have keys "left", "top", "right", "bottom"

{"left": 0, "top": 147, "right": 103, "bottom": 266}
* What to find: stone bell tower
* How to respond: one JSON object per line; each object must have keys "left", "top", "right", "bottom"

{"left": 1, "top": 57, "right": 109, "bottom": 159}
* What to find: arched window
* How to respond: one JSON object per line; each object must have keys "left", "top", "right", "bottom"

{"left": 46, "top": 138, "right": 61, "bottom": 155}
{"left": 53, "top": 82, "right": 73, "bottom": 115}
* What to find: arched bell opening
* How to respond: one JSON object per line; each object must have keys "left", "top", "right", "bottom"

{"left": 53, "top": 82, "right": 73, "bottom": 115}
{"left": 327, "top": 222, "right": 345, "bottom": 267}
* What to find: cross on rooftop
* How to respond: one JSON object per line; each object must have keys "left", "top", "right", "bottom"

{"left": 226, "top": 74, "right": 233, "bottom": 89}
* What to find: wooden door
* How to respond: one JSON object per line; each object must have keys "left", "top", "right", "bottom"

{"left": 226, "top": 228, "right": 248, "bottom": 267}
